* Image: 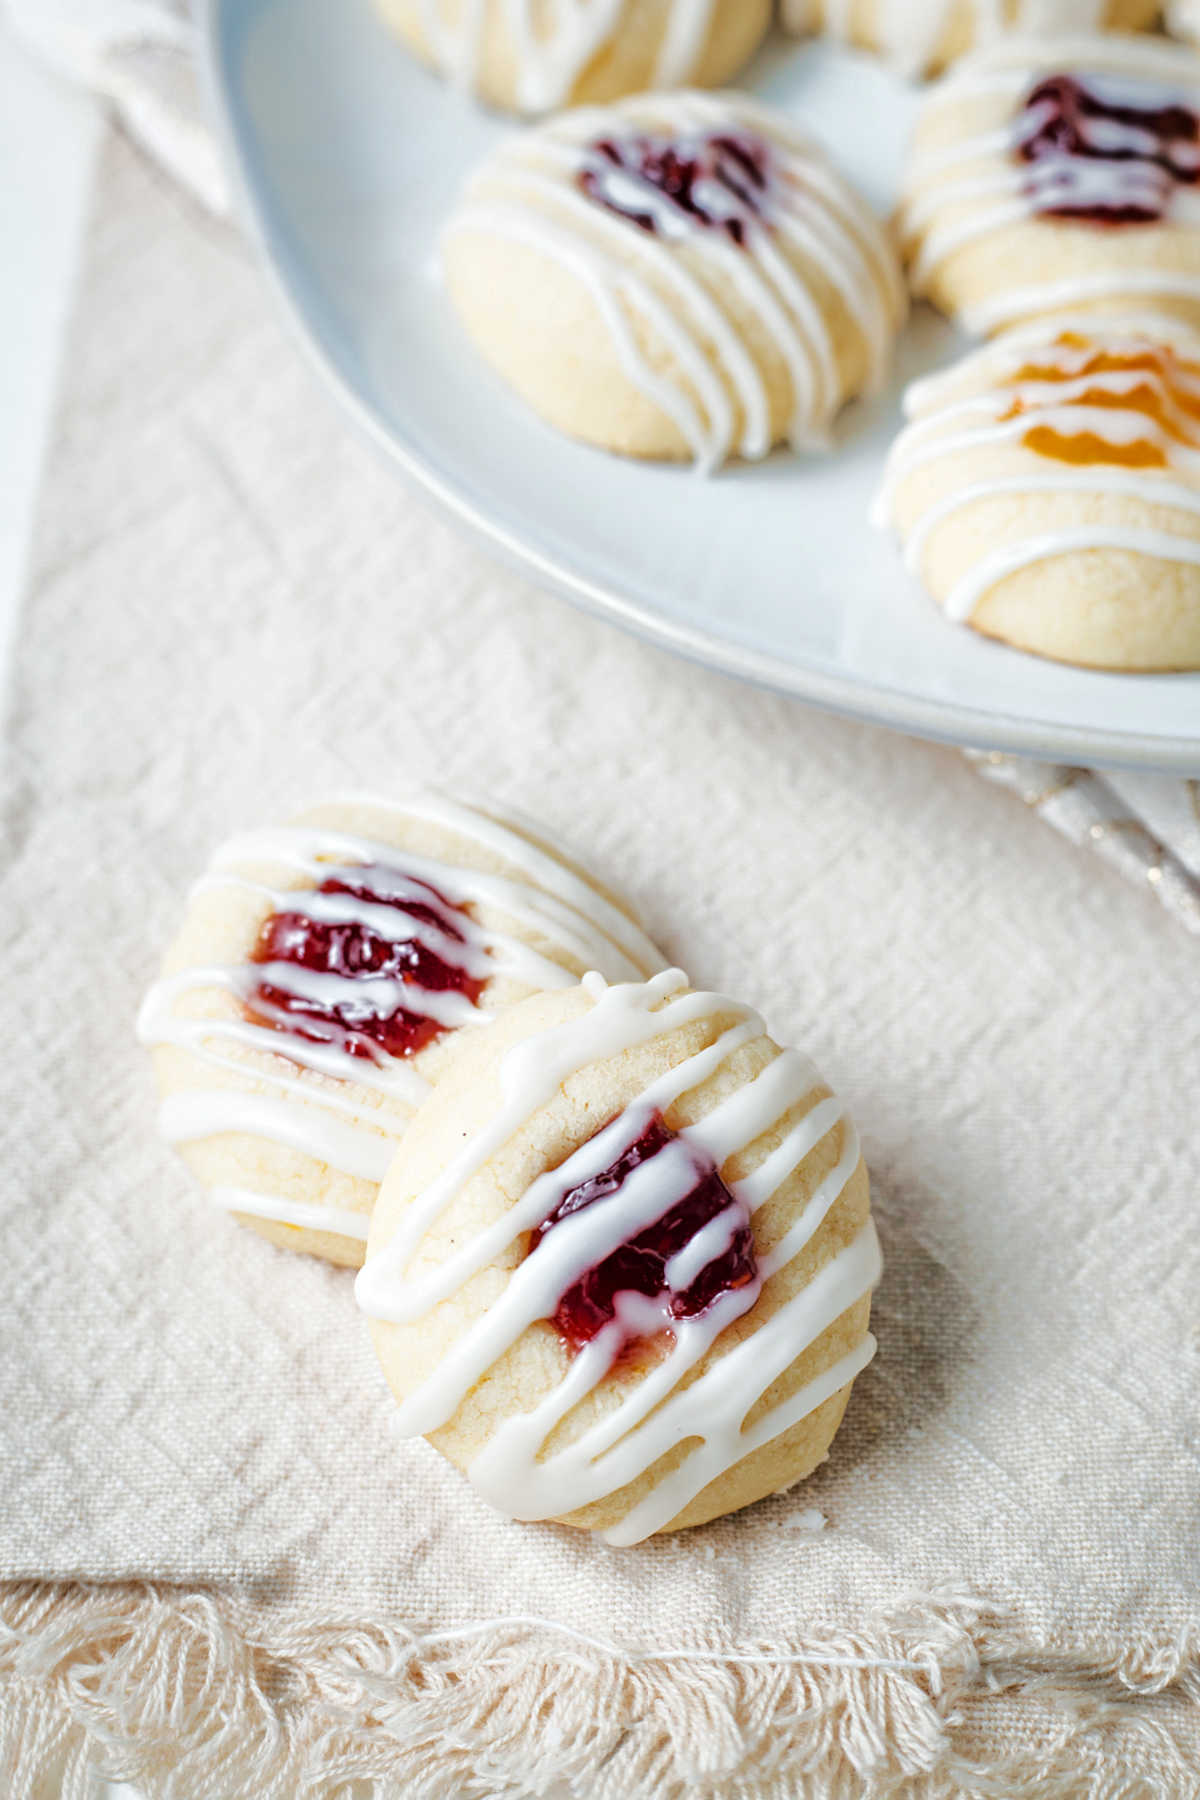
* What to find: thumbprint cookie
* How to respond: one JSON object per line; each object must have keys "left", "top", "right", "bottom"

{"left": 874, "top": 313, "right": 1200, "bottom": 667}
{"left": 442, "top": 91, "right": 906, "bottom": 468}
{"left": 358, "top": 969, "right": 879, "bottom": 1542}
{"left": 898, "top": 34, "right": 1200, "bottom": 336}
{"left": 139, "top": 794, "right": 665, "bottom": 1265}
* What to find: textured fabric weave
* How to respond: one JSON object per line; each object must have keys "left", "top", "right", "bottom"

{"left": 1, "top": 133, "right": 1199, "bottom": 1798}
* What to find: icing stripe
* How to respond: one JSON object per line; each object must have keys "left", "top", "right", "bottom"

{"left": 943, "top": 525, "right": 1200, "bottom": 620}
{"left": 158, "top": 1091, "right": 397, "bottom": 1182}
{"left": 357, "top": 970, "right": 875, "bottom": 1544}
{"left": 138, "top": 966, "right": 433, "bottom": 1104}
{"left": 210, "top": 1186, "right": 372, "bottom": 1242}
{"left": 963, "top": 272, "right": 1200, "bottom": 337}
{"left": 900, "top": 472, "right": 1200, "bottom": 578}
{"left": 653, "top": 0, "right": 719, "bottom": 85}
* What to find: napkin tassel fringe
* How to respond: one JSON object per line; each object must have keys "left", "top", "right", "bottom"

{"left": 1, "top": 1579, "right": 1198, "bottom": 1798}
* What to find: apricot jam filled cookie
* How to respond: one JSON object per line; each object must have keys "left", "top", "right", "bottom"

{"left": 357, "top": 969, "right": 879, "bottom": 1542}
{"left": 898, "top": 33, "right": 1200, "bottom": 335}
{"left": 442, "top": 91, "right": 906, "bottom": 469}
{"left": 139, "top": 795, "right": 665, "bottom": 1266}
{"left": 874, "top": 314, "right": 1200, "bottom": 667}
{"left": 782, "top": 1, "right": 1158, "bottom": 80}
{"left": 372, "top": 0, "right": 770, "bottom": 115}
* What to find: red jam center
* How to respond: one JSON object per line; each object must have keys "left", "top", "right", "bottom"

{"left": 578, "top": 131, "right": 772, "bottom": 246}
{"left": 1016, "top": 73, "right": 1200, "bottom": 223}
{"left": 247, "top": 864, "right": 484, "bottom": 1061}
{"left": 532, "top": 1111, "right": 759, "bottom": 1353}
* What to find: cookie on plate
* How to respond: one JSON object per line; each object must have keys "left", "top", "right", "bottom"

{"left": 139, "top": 794, "right": 665, "bottom": 1267}
{"left": 442, "top": 91, "right": 906, "bottom": 468}
{"left": 898, "top": 33, "right": 1200, "bottom": 335}
{"left": 357, "top": 968, "right": 879, "bottom": 1542}
{"left": 782, "top": 1, "right": 1158, "bottom": 79}
{"left": 373, "top": 0, "right": 771, "bottom": 115}
{"left": 873, "top": 313, "right": 1200, "bottom": 667}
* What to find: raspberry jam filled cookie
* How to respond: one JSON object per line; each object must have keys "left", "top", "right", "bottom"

{"left": 874, "top": 314, "right": 1200, "bottom": 667}
{"left": 139, "top": 795, "right": 665, "bottom": 1266}
{"left": 898, "top": 34, "right": 1200, "bottom": 335}
{"left": 782, "top": 1, "right": 1157, "bottom": 80}
{"left": 357, "top": 969, "right": 879, "bottom": 1542}
{"left": 372, "top": 0, "right": 770, "bottom": 116}
{"left": 442, "top": 91, "right": 906, "bottom": 469}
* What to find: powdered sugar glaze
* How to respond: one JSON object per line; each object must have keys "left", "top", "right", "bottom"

{"left": 356, "top": 969, "right": 879, "bottom": 1545}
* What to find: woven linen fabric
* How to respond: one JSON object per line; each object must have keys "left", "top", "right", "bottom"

{"left": 2, "top": 133, "right": 1200, "bottom": 1800}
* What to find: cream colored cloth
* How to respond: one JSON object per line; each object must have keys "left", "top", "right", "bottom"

{"left": 2, "top": 133, "right": 1200, "bottom": 1799}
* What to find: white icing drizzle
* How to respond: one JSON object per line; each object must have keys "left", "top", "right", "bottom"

{"left": 941, "top": 523, "right": 1200, "bottom": 620}
{"left": 961, "top": 270, "right": 1200, "bottom": 337}
{"left": 158, "top": 1091, "right": 399, "bottom": 1181}
{"left": 356, "top": 969, "right": 878, "bottom": 1545}
{"left": 444, "top": 91, "right": 904, "bottom": 470}
{"left": 413, "top": 0, "right": 720, "bottom": 113}
{"left": 141, "top": 792, "right": 664, "bottom": 1241}
{"left": 210, "top": 1187, "right": 372, "bottom": 1242}
{"left": 875, "top": 315, "right": 1200, "bottom": 623}
{"left": 786, "top": 0, "right": 1111, "bottom": 76}
{"left": 900, "top": 35, "right": 1200, "bottom": 331}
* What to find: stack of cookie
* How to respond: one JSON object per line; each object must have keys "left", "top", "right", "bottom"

{"left": 141, "top": 794, "right": 880, "bottom": 1544}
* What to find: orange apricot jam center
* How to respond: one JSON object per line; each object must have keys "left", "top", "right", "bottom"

{"left": 999, "top": 337, "right": 1200, "bottom": 470}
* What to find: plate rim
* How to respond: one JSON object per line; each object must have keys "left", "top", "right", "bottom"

{"left": 200, "top": 0, "right": 1200, "bottom": 775}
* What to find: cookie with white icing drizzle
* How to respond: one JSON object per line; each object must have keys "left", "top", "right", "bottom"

{"left": 372, "top": 0, "right": 770, "bottom": 116}
{"left": 1170, "top": 0, "right": 1200, "bottom": 45}
{"left": 357, "top": 969, "right": 878, "bottom": 1542}
{"left": 898, "top": 33, "right": 1200, "bottom": 336}
{"left": 442, "top": 91, "right": 906, "bottom": 469}
{"left": 874, "top": 312, "right": 1200, "bottom": 667}
{"left": 782, "top": 1, "right": 1157, "bottom": 80}
{"left": 139, "top": 795, "right": 666, "bottom": 1267}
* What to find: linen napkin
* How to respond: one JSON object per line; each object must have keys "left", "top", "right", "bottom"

{"left": 1, "top": 124, "right": 1199, "bottom": 1799}
{"left": 7, "top": 0, "right": 1200, "bottom": 943}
